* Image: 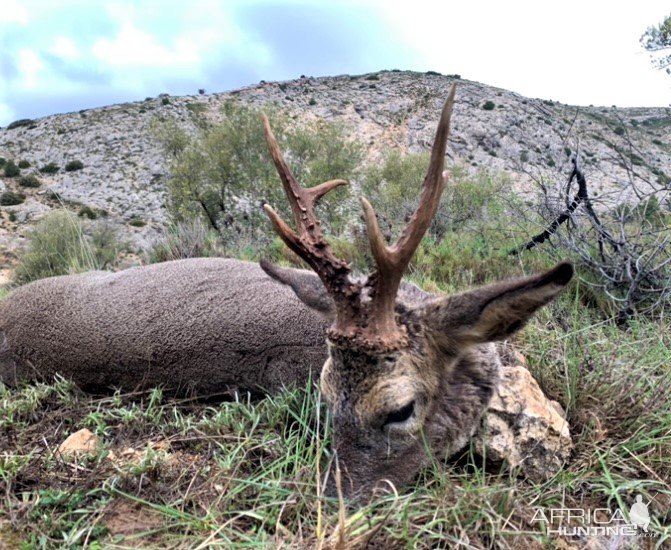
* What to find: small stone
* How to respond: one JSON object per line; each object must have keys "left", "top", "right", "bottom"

{"left": 58, "top": 428, "right": 99, "bottom": 457}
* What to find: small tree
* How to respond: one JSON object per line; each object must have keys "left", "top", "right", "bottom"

{"left": 641, "top": 14, "right": 671, "bottom": 73}
{"left": 155, "top": 102, "right": 364, "bottom": 252}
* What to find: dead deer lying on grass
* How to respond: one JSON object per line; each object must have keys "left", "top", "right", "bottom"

{"left": 0, "top": 84, "right": 572, "bottom": 496}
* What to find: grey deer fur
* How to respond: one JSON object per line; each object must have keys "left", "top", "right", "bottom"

{"left": 0, "top": 258, "right": 328, "bottom": 395}
{"left": 0, "top": 84, "right": 573, "bottom": 497}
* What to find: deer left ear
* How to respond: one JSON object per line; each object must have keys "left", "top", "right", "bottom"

{"left": 419, "top": 262, "right": 573, "bottom": 346}
{"left": 260, "top": 260, "right": 336, "bottom": 320}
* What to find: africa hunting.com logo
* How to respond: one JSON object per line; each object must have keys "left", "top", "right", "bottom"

{"left": 531, "top": 494, "right": 660, "bottom": 538}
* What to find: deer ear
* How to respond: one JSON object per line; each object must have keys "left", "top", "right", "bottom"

{"left": 419, "top": 262, "right": 573, "bottom": 346}
{"left": 260, "top": 260, "right": 335, "bottom": 320}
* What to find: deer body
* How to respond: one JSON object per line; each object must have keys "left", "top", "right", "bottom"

{"left": 0, "top": 258, "right": 329, "bottom": 395}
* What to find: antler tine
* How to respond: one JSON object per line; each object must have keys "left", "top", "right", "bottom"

{"left": 395, "top": 83, "right": 456, "bottom": 263}
{"left": 261, "top": 112, "right": 347, "bottom": 237}
{"left": 261, "top": 113, "right": 361, "bottom": 336}
{"left": 360, "top": 84, "right": 457, "bottom": 345}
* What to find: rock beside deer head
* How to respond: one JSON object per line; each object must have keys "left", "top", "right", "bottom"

{"left": 260, "top": 83, "right": 573, "bottom": 496}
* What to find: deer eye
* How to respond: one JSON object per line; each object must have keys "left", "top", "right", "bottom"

{"left": 382, "top": 400, "right": 415, "bottom": 428}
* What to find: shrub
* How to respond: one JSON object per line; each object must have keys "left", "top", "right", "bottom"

{"left": 128, "top": 217, "right": 146, "bottom": 227}
{"left": 0, "top": 157, "right": 5, "bottom": 167}
{"left": 161, "top": 98, "right": 170, "bottom": 106}
{"left": 614, "top": 126, "right": 625, "bottom": 136}
{"left": 17, "top": 160, "right": 30, "bottom": 169}
{"left": 6, "top": 119, "right": 34, "bottom": 130}
{"left": 78, "top": 206, "right": 98, "bottom": 220}
{"left": 14, "top": 211, "right": 121, "bottom": 284}
{"left": 64, "top": 160, "right": 84, "bottom": 172}
{"left": 361, "top": 155, "right": 507, "bottom": 243}
{"left": 3, "top": 160, "right": 20, "bottom": 177}
{"left": 39, "top": 163, "right": 60, "bottom": 174}
{"left": 159, "top": 101, "right": 363, "bottom": 251}
{"left": 149, "top": 118, "right": 189, "bottom": 158}
{"left": 0, "top": 191, "right": 25, "bottom": 206}
{"left": 482, "top": 101, "right": 496, "bottom": 111}
{"left": 18, "top": 175, "right": 41, "bottom": 188}
{"left": 308, "top": 98, "right": 317, "bottom": 106}
{"left": 365, "top": 74, "right": 380, "bottom": 80}
{"left": 146, "top": 219, "right": 223, "bottom": 264}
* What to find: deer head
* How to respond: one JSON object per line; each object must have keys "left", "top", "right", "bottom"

{"left": 261, "top": 84, "right": 573, "bottom": 497}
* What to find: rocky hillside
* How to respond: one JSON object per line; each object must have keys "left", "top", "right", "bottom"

{"left": 1, "top": 70, "right": 669, "bottom": 267}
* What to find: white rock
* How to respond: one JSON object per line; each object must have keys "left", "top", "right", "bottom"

{"left": 475, "top": 365, "right": 572, "bottom": 479}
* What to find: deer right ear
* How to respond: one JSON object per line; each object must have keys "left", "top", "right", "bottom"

{"left": 418, "top": 262, "right": 573, "bottom": 347}
{"left": 260, "top": 260, "right": 336, "bottom": 320}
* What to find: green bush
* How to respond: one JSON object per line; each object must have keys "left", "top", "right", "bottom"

{"left": 482, "top": 101, "right": 496, "bottom": 111}
{"left": 6, "top": 119, "right": 34, "bottom": 130}
{"left": 146, "top": 219, "right": 223, "bottom": 263}
{"left": 614, "top": 126, "right": 625, "bottom": 136}
{"left": 128, "top": 217, "right": 146, "bottom": 227}
{"left": 78, "top": 206, "right": 98, "bottom": 220}
{"left": 39, "top": 162, "right": 60, "bottom": 174}
{"left": 0, "top": 157, "right": 5, "bottom": 167}
{"left": 158, "top": 101, "right": 364, "bottom": 252}
{"left": 64, "top": 160, "right": 84, "bottom": 172}
{"left": 361, "top": 154, "right": 507, "bottom": 242}
{"left": 3, "top": 160, "right": 20, "bottom": 177}
{"left": 14, "top": 211, "right": 121, "bottom": 284}
{"left": 0, "top": 191, "right": 25, "bottom": 206}
{"left": 17, "top": 160, "right": 30, "bottom": 169}
{"left": 161, "top": 97, "right": 170, "bottom": 106}
{"left": 18, "top": 175, "right": 41, "bottom": 188}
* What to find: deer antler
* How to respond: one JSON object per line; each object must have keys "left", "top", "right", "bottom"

{"left": 262, "top": 83, "right": 457, "bottom": 351}
{"left": 261, "top": 114, "right": 362, "bottom": 337}
{"left": 360, "top": 83, "right": 457, "bottom": 346}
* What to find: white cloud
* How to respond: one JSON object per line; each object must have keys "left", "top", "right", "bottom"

{"left": 0, "top": 102, "right": 15, "bottom": 125}
{"left": 381, "top": 0, "right": 671, "bottom": 107}
{"left": 0, "top": 0, "right": 30, "bottom": 24}
{"left": 49, "top": 36, "right": 81, "bottom": 61}
{"left": 17, "top": 49, "right": 44, "bottom": 89}
{"left": 92, "top": 22, "right": 200, "bottom": 68}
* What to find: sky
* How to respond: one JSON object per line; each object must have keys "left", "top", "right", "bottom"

{"left": 0, "top": 0, "right": 669, "bottom": 126}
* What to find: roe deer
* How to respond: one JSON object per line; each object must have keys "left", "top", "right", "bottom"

{"left": 0, "top": 83, "right": 572, "bottom": 497}
{"left": 259, "top": 83, "right": 573, "bottom": 495}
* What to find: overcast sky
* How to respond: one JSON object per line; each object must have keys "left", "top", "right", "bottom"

{"left": 1, "top": 0, "right": 669, "bottom": 126}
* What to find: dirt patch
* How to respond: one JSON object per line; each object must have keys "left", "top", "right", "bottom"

{"left": 103, "top": 500, "right": 164, "bottom": 536}
{"left": 0, "top": 268, "right": 13, "bottom": 287}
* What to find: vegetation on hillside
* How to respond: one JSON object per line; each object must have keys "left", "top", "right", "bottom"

{"left": 153, "top": 102, "right": 363, "bottom": 254}
{"left": 642, "top": 13, "right": 671, "bottom": 73}
{"left": 13, "top": 211, "right": 122, "bottom": 284}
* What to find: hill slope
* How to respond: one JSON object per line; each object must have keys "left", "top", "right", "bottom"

{"left": 1, "top": 70, "right": 669, "bottom": 264}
